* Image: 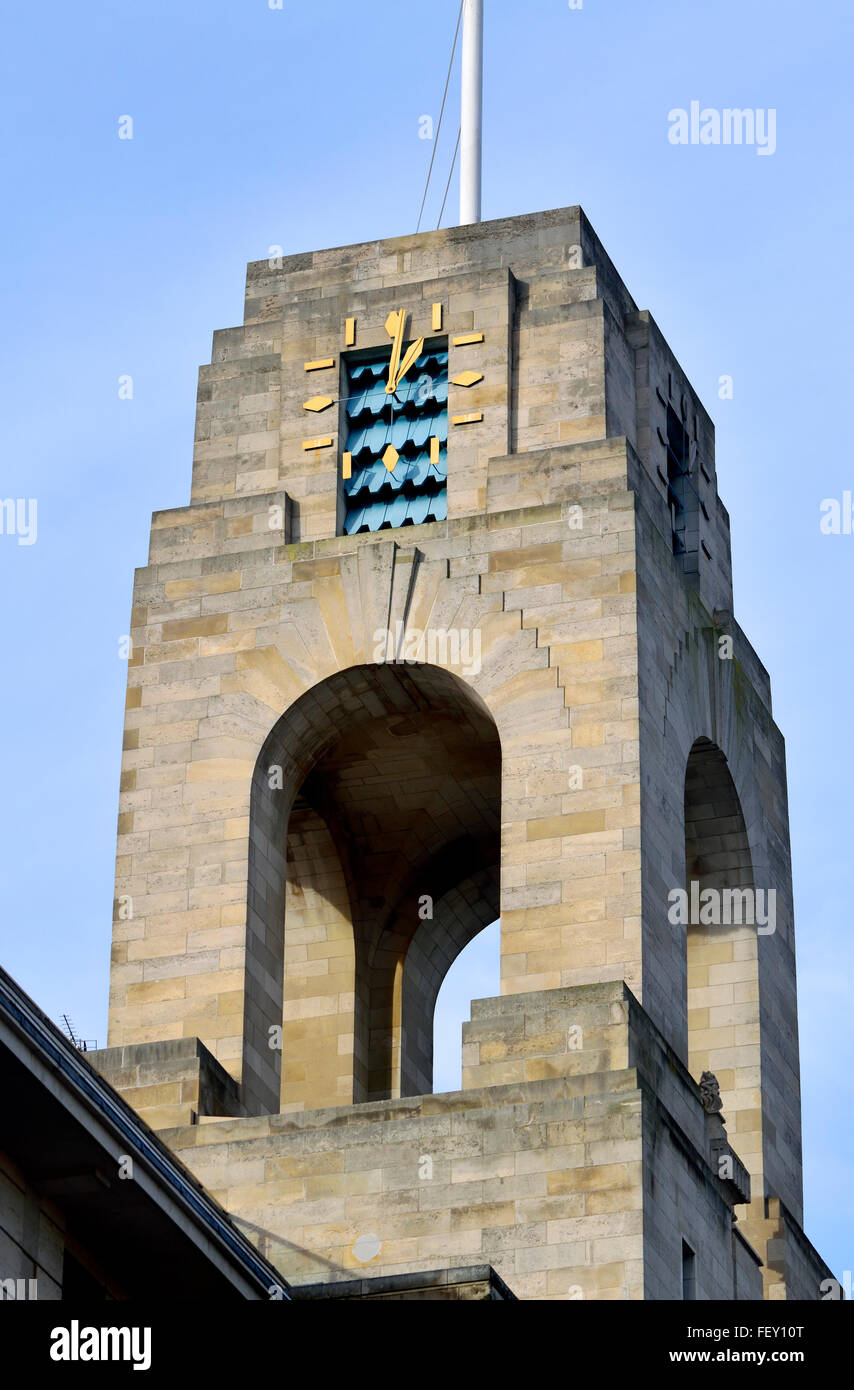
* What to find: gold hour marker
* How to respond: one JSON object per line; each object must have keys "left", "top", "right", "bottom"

{"left": 342, "top": 452, "right": 352, "bottom": 479}
{"left": 302, "top": 395, "right": 334, "bottom": 413}
{"left": 304, "top": 357, "right": 335, "bottom": 372}
{"left": 345, "top": 317, "right": 356, "bottom": 346}
{"left": 382, "top": 445, "right": 399, "bottom": 472}
{"left": 451, "top": 371, "right": 484, "bottom": 388}
{"left": 430, "top": 436, "right": 440, "bottom": 465}
{"left": 432, "top": 302, "right": 443, "bottom": 331}
{"left": 452, "top": 412, "right": 483, "bottom": 426}
{"left": 453, "top": 332, "right": 484, "bottom": 346}
{"left": 303, "top": 436, "right": 333, "bottom": 450}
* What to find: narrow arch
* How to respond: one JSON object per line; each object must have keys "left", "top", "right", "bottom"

{"left": 432, "top": 919, "right": 501, "bottom": 1093}
{"left": 247, "top": 661, "right": 501, "bottom": 1113}
{"left": 684, "top": 737, "right": 762, "bottom": 1180}
{"left": 399, "top": 864, "right": 500, "bottom": 1097}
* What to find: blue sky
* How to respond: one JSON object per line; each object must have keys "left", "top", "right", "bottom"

{"left": 1, "top": 0, "right": 851, "bottom": 1279}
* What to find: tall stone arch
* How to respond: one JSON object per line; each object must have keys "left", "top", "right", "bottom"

{"left": 251, "top": 660, "right": 502, "bottom": 1112}
{"left": 683, "top": 737, "right": 761, "bottom": 1182}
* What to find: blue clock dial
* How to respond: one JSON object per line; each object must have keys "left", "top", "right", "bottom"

{"left": 341, "top": 343, "right": 448, "bottom": 535}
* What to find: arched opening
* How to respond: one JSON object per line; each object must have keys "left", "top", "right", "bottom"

{"left": 684, "top": 738, "right": 761, "bottom": 1179}
{"left": 400, "top": 867, "right": 500, "bottom": 1097}
{"left": 248, "top": 662, "right": 501, "bottom": 1113}
{"left": 432, "top": 920, "right": 501, "bottom": 1094}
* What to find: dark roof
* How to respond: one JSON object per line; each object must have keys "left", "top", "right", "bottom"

{"left": 0, "top": 963, "right": 290, "bottom": 1300}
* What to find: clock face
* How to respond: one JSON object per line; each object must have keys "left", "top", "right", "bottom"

{"left": 341, "top": 340, "right": 449, "bottom": 535}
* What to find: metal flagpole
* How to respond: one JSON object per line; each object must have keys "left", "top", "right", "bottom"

{"left": 459, "top": 0, "right": 483, "bottom": 225}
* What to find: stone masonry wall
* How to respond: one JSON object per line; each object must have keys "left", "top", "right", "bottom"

{"left": 99, "top": 204, "right": 830, "bottom": 1299}
{"left": 110, "top": 476, "right": 643, "bottom": 1117}
{"left": 159, "top": 982, "right": 759, "bottom": 1301}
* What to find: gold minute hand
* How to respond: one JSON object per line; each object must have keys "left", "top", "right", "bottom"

{"left": 393, "top": 336, "right": 425, "bottom": 393}
{"left": 385, "top": 309, "right": 405, "bottom": 395}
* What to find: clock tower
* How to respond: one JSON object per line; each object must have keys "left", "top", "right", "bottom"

{"left": 94, "top": 205, "right": 835, "bottom": 1301}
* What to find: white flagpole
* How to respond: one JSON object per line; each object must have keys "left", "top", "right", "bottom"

{"left": 460, "top": 0, "right": 483, "bottom": 225}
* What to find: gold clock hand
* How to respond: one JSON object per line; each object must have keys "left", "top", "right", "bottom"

{"left": 385, "top": 309, "right": 405, "bottom": 395}
{"left": 393, "top": 337, "right": 425, "bottom": 393}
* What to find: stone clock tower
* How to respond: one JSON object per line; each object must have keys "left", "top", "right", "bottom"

{"left": 94, "top": 206, "right": 834, "bottom": 1300}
